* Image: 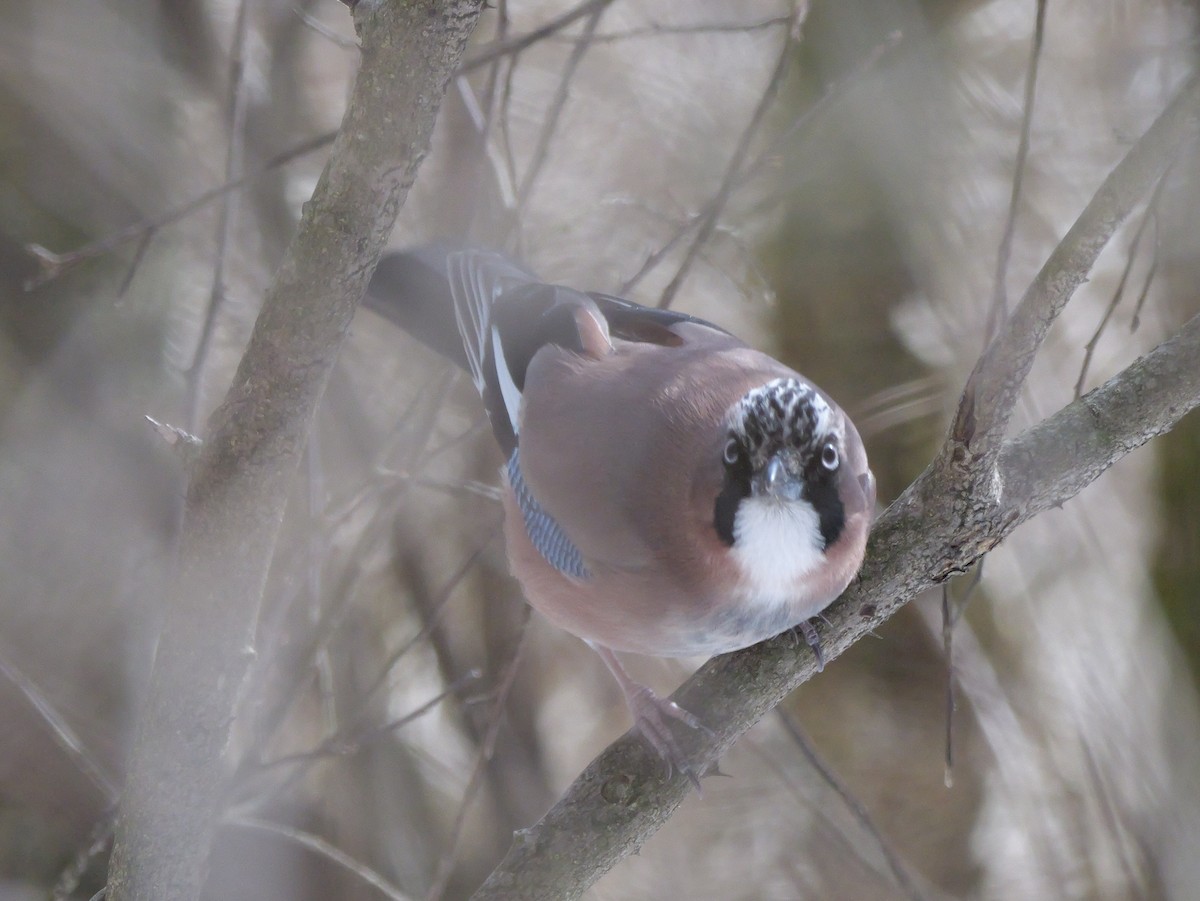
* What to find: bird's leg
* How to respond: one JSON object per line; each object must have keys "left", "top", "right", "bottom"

{"left": 588, "top": 643, "right": 710, "bottom": 789}
{"left": 795, "top": 618, "right": 826, "bottom": 672}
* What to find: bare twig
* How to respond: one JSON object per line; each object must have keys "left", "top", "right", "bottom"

{"left": 984, "top": 0, "right": 1048, "bottom": 345}
{"left": 571, "top": 16, "right": 790, "bottom": 44}
{"left": 950, "top": 69, "right": 1200, "bottom": 462}
{"left": 461, "top": 0, "right": 616, "bottom": 73}
{"left": 229, "top": 817, "right": 414, "bottom": 901}
{"left": 656, "top": 4, "right": 801, "bottom": 309}
{"left": 0, "top": 643, "right": 116, "bottom": 802}
{"left": 1074, "top": 163, "right": 1173, "bottom": 398}
{"left": 777, "top": 712, "right": 928, "bottom": 901}
{"left": 257, "top": 671, "right": 480, "bottom": 772}
{"left": 294, "top": 8, "right": 359, "bottom": 49}
{"left": 472, "top": 304, "right": 1200, "bottom": 900}
{"left": 940, "top": 562, "right": 983, "bottom": 788}
{"left": 23, "top": 131, "right": 335, "bottom": 290}
{"left": 620, "top": 25, "right": 899, "bottom": 298}
{"left": 106, "top": 3, "right": 485, "bottom": 900}
{"left": 426, "top": 608, "right": 532, "bottom": 901}
{"left": 514, "top": 5, "right": 606, "bottom": 213}
{"left": 185, "top": 0, "right": 253, "bottom": 432}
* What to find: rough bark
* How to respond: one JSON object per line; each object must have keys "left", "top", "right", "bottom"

{"left": 106, "top": 3, "right": 484, "bottom": 900}
{"left": 471, "top": 69, "right": 1200, "bottom": 901}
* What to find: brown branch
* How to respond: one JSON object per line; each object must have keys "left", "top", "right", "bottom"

{"left": 461, "top": 0, "right": 617, "bottom": 73}
{"left": 951, "top": 69, "right": 1200, "bottom": 461}
{"left": 228, "top": 817, "right": 414, "bottom": 901}
{"left": 656, "top": 4, "right": 800, "bottom": 309}
{"left": 23, "top": 131, "right": 335, "bottom": 289}
{"left": 514, "top": 4, "right": 606, "bottom": 212}
{"left": 471, "top": 304, "right": 1200, "bottom": 901}
{"left": 1073, "top": 162, "right": 1172, "bottom": 399}
{"left": 104, "top": 2, "right": 485, "bottom": 900}
{"left": 984, "top": 0, "right": 1048, "bottom": 344}
{"left": 469, "top": 54, "right": 1200, "bottom": 901}
{"left": 186, "top": 0, "right": 253, "bottom": 432}
{"left": 777, "top": 711, "right": 929, "bottom": 901}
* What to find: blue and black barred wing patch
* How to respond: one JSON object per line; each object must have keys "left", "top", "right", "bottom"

{"left": 507, "top": 449, "right": 590, "bottom": 581}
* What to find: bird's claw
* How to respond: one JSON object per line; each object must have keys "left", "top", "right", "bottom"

{"left": 625, "top": 684, "right": 711, "bottom": 791}
{"left": 796, "top": 618, "right": 826, "bottom": 672}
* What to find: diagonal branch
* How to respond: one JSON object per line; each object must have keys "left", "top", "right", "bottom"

{"left": 951, "top": 69, "right": 1200, "bottom": 461}
{"left": 472, "top": 306, "right": 1200, "bottom": 901}
{"left": 105, "top": 3, "right": 485, "bottom": 900}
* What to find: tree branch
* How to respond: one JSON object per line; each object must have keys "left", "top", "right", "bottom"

{"left": 472, "top": 302, "right": 1200, "bottom": 900}
{"left": 468, "top": 58, "right": 1200, "bottom": 901}
{"left": 468, "top": 55, "right": 1200, "bottom": 901}
{"left": 106, "top": 3, "right": 484, "bottom": 900}
{"left": 952, "top": 69, "right": 1200, "bottom": 460}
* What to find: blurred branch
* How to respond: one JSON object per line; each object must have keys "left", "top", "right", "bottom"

{"left": 777, "top": 711, "right": 929, "bottom": 901}
{"left": 656, "top": 3, "right": 801, "bottom": 309}
{"left": 1074, "top": 161, "right": 1172, "bottom": 399}
{"left": 473, "top": 308, "right": 1200, "bottom": 901}
{"left": 427, "top": 608, "right": 532, "bottom": 901}
{"left": 984, "top": 0, "right": 1047, "bottom": 343}
{"left": 461, "top": 0, "right": 616, "bottom": 73}
{"left": 621, "top": 25, "right": 900, "bottom": 298}
{"left": 576, "top": 15, "right": 790, "bottom": 44}
{"left": 184, "top": 0, "right": 253, "bottom": 431}
{"left": 228, "top": 817, "right": 414, "bottom": 901}
{"left": 951, "top": 68, "right": 1200, "bottom": 463}
{"left": 471, "top": 70, "right": 1200, "bottom": 899}
{"left": 514, "top": 3, "right": 606, "bottom": 213}
{"left": 0, "top": 642, "right": 117, "bottom": 802}
{"left": 23, "top": 131, "right": 335, "bottom": 289}
{"left": 105, "top": 2, "right": 485, "bottom": 900}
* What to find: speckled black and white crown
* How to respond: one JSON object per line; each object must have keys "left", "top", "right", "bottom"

{"left": 726, "top": 378, "right": 839, "bottom": 458}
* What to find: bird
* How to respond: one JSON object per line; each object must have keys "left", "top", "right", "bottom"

{"left": 364, "top": 245, "right": 875, "bottom": 781}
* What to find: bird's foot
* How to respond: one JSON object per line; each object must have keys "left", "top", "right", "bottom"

{"left": 795, "top": 618, "right": 826, "bottom": 672}
{"left": 624, "top": 683, "right": 712, "bottom": 791}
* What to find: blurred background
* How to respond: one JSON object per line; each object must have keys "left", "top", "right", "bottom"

{"left": 1, "top": 0, "right": 1199, "bottom": 898}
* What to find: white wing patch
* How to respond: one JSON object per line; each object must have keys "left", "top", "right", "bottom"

{"left": 447, "top": 252, "right": 489, "bottom": 392}
{"left": 491, "top": 328, "right": 522, "bottom": 437}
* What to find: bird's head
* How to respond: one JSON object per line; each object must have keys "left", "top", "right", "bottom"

{"left": 714, "top": 378, "right": 873, "bottom": 595}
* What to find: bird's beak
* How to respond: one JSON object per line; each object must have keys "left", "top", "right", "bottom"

{"left": 755, "top": 453, "right": 804, "bottom": 502}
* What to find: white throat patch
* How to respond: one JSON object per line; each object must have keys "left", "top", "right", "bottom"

{"left": 730, "top": 496, "right": 825, "bottom": 605}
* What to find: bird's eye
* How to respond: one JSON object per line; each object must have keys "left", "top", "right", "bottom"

{"left": 723, "top": 437, "right": 740, "bottom": 465}
{"left": 820, "top": 442, "right": 839, "bottom": 471}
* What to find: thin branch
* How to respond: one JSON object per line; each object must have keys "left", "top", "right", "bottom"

{"left": 427, "top": 608, "right": 532, "bottom": 901}
{"left": 471, "top": 305, "right": 1200, "bottom": 898}
{"left": 913, "top": 599, "right": 1067, "bottom": 888}
{"left": 941, "top": 561, "right": 983, "bottom": 788}
{"left": 514, "top": 5, "right": 606, "bottom": 213}
{"left": 620, "top": 25, "right": 899, "bottom": 298}
{"left": 569, "top": 16, "right": 790, "bottom": 44}
{"left": 229, "top": 817, "right": 414, "bottom": 901}
{"left": 23, "top": 131, "right": 335, "bottom": 289}
{"left": 106, "top": 3, "right": 485, "bottom": 900}
{"left": 950, "top": 69, "right": 1200, "bottom": 461}
{"left": 1073, "top": 163, "right": 1172, "bottom": 398}
{"left": 461, "top": 0, "right": 616, "bottom": 73}
{"left": 984, "top": 0, "right": 1048, "bottom": 345}
{"left": 656, "top": 4, "right": 800, "bottom": 309}
{"left": 186, "top": 0, "right": 253, "bottom": 432}
{"left": 0, "top": 643, "right": 117, "bottom": 802}
{"left": 257, "top": 671, "right": 480, "bottom": 772}
{"left": 777, "top": 712, "right": 928, "bottom": 901}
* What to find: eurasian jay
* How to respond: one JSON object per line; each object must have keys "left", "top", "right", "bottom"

{"left": 365, "top": 246, "right": 875, "bottom": 778}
